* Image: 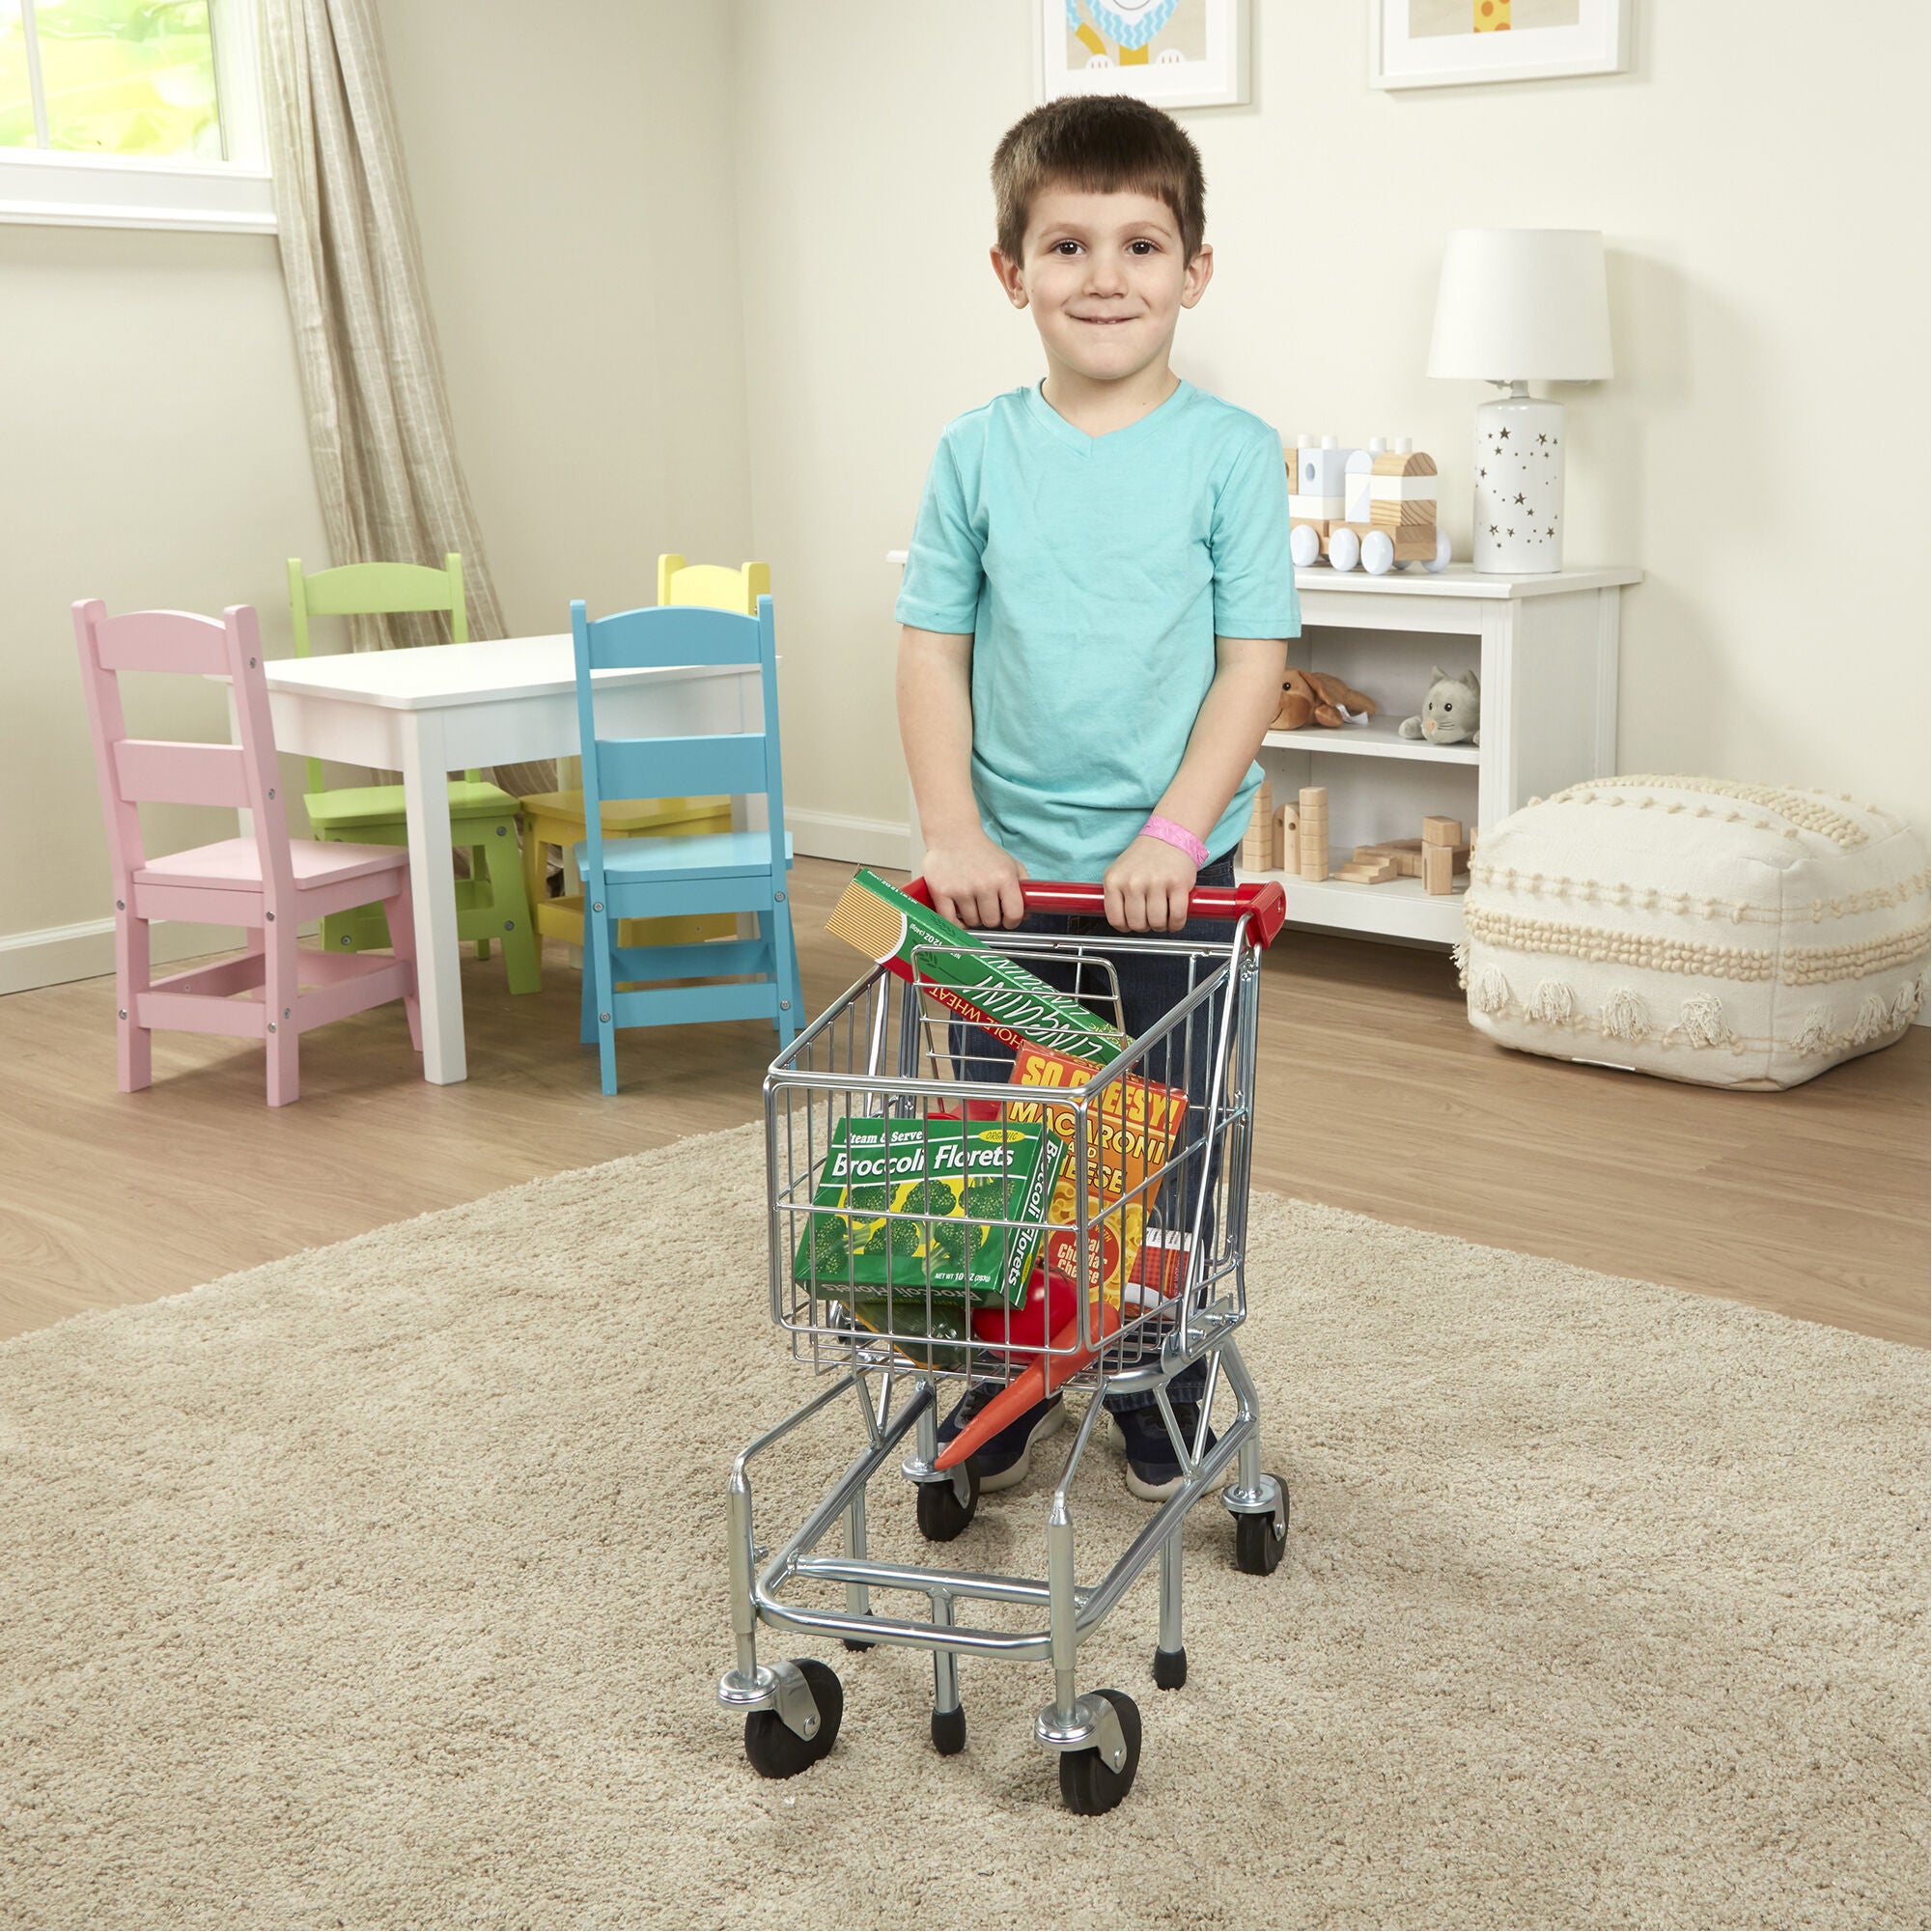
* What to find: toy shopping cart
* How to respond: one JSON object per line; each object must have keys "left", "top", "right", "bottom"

{"left": 717, "top": 879, "right": 1290, "bottom": 1813}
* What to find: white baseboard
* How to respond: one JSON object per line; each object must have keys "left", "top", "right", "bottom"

{"left": 785, "top": 808, "right": 912, "bottom": 873}
{"left": 0, "top": 917, "right": 278, "bottom": 995}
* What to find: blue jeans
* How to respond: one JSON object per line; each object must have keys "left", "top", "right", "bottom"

{"left": 949, "top": 850, "right": 1239, "bottom": 1414}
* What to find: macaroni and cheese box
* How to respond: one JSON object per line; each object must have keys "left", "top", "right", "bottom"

{"left": 793, "top": 1115, "right": 1066, "bottom": 1309}
{"left": 1003, "top": 1043, "right": 1188, "bottom": 1308}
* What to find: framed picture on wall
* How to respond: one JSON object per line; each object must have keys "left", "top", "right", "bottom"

{"left": 1036, "top": 0, "right": 1251, "bottom": 110}
{"left": 1370, "top": 0, "right": 1631, "bottom": 90}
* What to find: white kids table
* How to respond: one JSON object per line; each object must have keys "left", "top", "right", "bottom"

{"left": 243, "top": 636, "right": 765, "bottom": 1084}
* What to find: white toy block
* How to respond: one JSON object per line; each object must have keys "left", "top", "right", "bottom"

{"left": 1344, "top": 449, "right": 1375, "bottom": 524}
{"left": 1293, "top": 436, "right": 1359, "bottom": 501}
{"left": 1369, "top": 474, "right": 1442, "bottom": 504}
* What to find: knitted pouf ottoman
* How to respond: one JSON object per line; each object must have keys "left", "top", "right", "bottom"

{"left": 1457, "top": 776, "right": 1930, "bottom": 1089}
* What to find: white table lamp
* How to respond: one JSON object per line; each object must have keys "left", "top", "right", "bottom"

{"left": 1428, "top": 228, "right": 1612, "bottom": 574}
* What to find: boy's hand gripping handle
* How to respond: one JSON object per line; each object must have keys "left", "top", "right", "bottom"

{"left": 905, "top": 877, "right": 1288, "bottom": 949}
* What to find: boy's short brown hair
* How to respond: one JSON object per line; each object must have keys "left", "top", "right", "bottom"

{"left": 992, "top": 96, "right": 1206, "bottom": 266}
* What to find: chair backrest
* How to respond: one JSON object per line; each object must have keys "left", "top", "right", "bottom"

{"left": 658, "top": 553, "right": 770, "bottom": 616}
{"left": 287, "top": 552, "right": 470, "bottom": 790}
{"left": 73, "top": 600, "right": 296, "bottom": 908}
{"left": 571, "top": 595, "right": 786, "bottom": 894}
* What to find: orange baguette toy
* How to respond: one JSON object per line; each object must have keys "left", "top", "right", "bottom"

{"left": 933, "top": 1298, "right": 1125, "bottom": 1472}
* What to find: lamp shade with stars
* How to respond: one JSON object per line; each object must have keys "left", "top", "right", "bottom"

{"left": 1428, "top": 229, "right": 1612, "bottom": 574}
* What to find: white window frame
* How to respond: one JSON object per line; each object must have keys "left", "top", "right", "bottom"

{"left": 0, "top": 0, "right": 273, "bottom": 233}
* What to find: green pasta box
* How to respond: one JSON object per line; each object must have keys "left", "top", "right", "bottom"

{"left": 794, "top": 1115, "right": 1066, "bottom": 1309}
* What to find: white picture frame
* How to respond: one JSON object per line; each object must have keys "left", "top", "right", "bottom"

{"left": 1037, "top": 0, "right": 1251, "bottom": 111}
{"left": 1370, "top": 0, "right": 1631, "bottom": 90}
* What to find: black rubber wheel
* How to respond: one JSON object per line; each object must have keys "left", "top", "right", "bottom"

{"left": 1152, "top": 1645, "right": 1188, "bottom": 1691}
{"left": 1057, "top": 1689, "right": 1142, "bottom": 1815}
{"left": 742, "top": 1659, "right": 843, "bottom": 1778}
{"left": 1232, "top": 1475, "right": 1289, "bottom": 1577}
{"left": 915, "top": 1458, "right": 980, "bottom": 1543}
{"left": 931, "top": 1704, "right": 966, "bottom": 1755}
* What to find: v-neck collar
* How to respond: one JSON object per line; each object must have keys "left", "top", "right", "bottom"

{"left": 1024, "top": 376, "right": 1194, "bottom": 454}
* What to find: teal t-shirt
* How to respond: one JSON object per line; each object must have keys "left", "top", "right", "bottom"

{"left": 895, "top": 378, "right": 1300, "bottom": 882}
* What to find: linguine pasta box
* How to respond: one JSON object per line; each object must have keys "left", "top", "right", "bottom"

{"left": 825, "top": 869, "right": 1129, "bottom": 1061}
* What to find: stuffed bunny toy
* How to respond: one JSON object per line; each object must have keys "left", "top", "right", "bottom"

{"left": 1399, "top": 667, "right": 1480, "bottom": 747}
{"left": 1272, "top": 667, "right": 1377, "bottom": 731}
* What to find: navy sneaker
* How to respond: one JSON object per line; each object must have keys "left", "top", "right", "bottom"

{"left": 1108, "top": 1403, "right": 1219, "bottom": 1502}
{"left": 937, "top": 1382, "right": 1066, "bottom": 1494}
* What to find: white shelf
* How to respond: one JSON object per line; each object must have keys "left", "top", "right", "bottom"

{"left": 1294, "top": 562, "right": 1641, "bottom": 600}
{"left": 1262, "top": 719, "right": 1479, "bottom": 765}
{"left": 1237, "top": 867, "right": 1468, "bottom": 945}
{"left": 1248, "top": 561, "right": 1639, "bottom": 948}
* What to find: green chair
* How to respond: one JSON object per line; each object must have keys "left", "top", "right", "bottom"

{"left": 290, "top": 553, "right": 541, "bottom": 994}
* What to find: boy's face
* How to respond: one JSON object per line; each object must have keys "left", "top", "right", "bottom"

{"left": 993, "top": 185, "right": 1213, "bottom": 388}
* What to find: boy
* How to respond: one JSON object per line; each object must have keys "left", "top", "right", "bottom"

{"left": 894, "top": 96, "right": 1299, "bottom": 1499}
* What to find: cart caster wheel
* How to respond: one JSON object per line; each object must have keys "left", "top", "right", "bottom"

{"left": 742, "top": 1659, "right": 843, "bottom": 1779}
{"left": 1153, "top": 1645, "right": 1188, "bottom": 1691}
{"left": 931, "top": 1705, "right": 966, "bottom": 1756}
{"left": 1058, "top": 1689, "right": 1141, "bottom": 1815}
{"left": 1232, "top": 1476, "right": 1289, "bottom": 1577}
{"left": 915, "top": 1458, "right": 980, "bottom": 1543}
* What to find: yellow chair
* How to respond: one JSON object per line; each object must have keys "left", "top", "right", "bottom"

{"left": 519, "top": 555, "right": 770, "bottom": 954}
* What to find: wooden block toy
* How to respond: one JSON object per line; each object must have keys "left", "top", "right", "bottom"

{"left": 1422, "top": 816, "right": 1465, "bottom": 847}
{"left": 1383, "top": 837, "right": 1426, "bottom": 878}
{"left": 1297, "top": 787, "right": 1329, "bottom": 882}
{"left": 1240, "top": 780, "right": 1274, "bottom": 870}
{"left": 1273, "top": 802, "right": 1300, "bottom": 871}
{"left": 1422, "top": 844, "right": 1457, "bottom": 894}
{"left": 1290, "top": 435, "right": 1357, "bottom": 500}
{"left": 1354, "top": 840, "right": 1417, "bottom": 877}
{"left": 1336, "top": 857, "right": 1399, "bottom": 884}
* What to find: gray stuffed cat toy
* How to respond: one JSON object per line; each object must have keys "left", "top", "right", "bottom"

{"left": 1399, "top": 667, "right": 1480, "bottom": 747}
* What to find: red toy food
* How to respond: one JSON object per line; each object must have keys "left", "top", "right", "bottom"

{"left": 935, "top": 1296, "right": 1126, "bottom": 1472}
{"left": 969, "top": 1263, "right": 1077, "bottom": 1356}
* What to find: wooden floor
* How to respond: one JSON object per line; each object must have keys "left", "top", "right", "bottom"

{"left": 2, "top": 856, "right": 1924, "bottom": 1349}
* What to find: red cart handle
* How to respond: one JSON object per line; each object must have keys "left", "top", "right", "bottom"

{"left": 905, "top": 876, "right": 1287, "bottom": 949}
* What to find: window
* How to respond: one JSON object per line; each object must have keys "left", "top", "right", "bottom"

{"left": 0, "top": 0, "right": 272, "bottom": 231}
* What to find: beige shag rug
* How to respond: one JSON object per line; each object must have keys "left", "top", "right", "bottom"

{"left": 0, "top": 1123, "right": 1925, "bottom": 1931}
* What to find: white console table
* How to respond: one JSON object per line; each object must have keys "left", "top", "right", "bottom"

{"left": 1242, "top": 563, "right": 1642, "bottom": 944}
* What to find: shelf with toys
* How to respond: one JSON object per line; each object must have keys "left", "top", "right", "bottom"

{"left": 1252, "top": 430, "right": 1641, "bottom": 946}
{"left": 1261, "top": 714, "right": 1479, "bottom": 766}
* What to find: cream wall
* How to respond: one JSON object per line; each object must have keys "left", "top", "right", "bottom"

{"left": 0, "top": 225, "right": 334, "bottom": 989}
{"left": 376, "top": 0, "right": 753, "bottom": 637}
{"left": 734, "top": 0, "right": 1930, "bottom": 854}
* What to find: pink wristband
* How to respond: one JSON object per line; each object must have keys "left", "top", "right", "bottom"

{"left": 1140, "top": 815, "right": 1208, "bottom": 869}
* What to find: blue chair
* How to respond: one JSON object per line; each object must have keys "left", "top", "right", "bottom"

{"left": 572, "top": 594, "right": 802, "bottom": 1093}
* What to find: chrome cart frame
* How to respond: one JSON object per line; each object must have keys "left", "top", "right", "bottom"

{"left": 718, "top": 879, "right": 1289, "bottom": 1811}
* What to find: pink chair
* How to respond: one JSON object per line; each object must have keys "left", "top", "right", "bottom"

{"left": 73, "top": 600, "right": 422, "bottom": 1106}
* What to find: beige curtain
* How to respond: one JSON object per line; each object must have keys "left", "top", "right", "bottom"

{"left": 261, "top": 0, "right": 552, "bottom": 798}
